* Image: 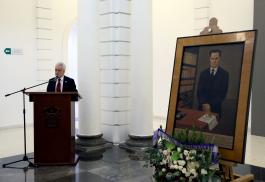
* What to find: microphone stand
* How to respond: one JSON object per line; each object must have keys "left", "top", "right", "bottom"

{"left": 2, "top": 80, "right": 50, "bottom": 169}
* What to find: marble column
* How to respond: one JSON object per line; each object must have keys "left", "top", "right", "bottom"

{"left": 76, "top": 0, "right": 109, "bottom": 160}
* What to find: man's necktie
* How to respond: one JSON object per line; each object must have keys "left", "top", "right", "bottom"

{"left": 56, "top": 78, "right": 61, "bottom": 92}
{"left": 210, "top": 69, "right": 215, "bottom": 77}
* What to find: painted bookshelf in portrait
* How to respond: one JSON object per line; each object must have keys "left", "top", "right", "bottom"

{"left": 178, "top": 49, "right": 198, "bottom": 109}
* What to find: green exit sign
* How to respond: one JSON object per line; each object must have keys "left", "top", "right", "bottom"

{"left": 3, "top": 48, "right": 23, "bottom": 55}
{"left": 4, "top": 48, "right": 11, "bottom": 55}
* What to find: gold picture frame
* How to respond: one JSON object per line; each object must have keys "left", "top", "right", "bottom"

{"left": 166, "top": 30, "right": 256, "bottom": 163}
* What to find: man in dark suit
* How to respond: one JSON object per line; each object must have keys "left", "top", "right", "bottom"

{"left": 197, "top": 49, "right": 229, "bottom": 117}
{"left": 47, "top": 62, "right": 77, "bottom": 92}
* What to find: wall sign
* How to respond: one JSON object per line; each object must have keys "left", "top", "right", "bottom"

{"left": 4, "top": 48, "right": 24, "bottom": 55}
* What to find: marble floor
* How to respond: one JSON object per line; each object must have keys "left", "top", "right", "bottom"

{"left": 0, "top": 123, "right": 265, "bottom": 181}
{"left": 0, "top": 146, "right": 265, "bottom": 182}
{"left": 0, "top": 147, "right": 154, "bottom": 182}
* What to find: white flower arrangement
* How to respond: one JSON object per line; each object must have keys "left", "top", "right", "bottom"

{"left": 145, "top": 128, "right": 220, "bottom": 181}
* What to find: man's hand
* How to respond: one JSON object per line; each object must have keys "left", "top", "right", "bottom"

{"left": 202, "top": 103, "right": 212, "bottom": 116}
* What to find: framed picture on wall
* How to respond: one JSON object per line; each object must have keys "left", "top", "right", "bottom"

{"left": 166, "top": 30, "right": 256, "bottom": 163}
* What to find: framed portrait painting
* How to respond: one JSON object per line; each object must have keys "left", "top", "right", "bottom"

{"left": 166, "top": 30, "right": 256, "bottom": 163}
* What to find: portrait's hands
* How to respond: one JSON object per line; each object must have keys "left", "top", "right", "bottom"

{"left": 202, "top": 103, "right": 212, "bottom": 116}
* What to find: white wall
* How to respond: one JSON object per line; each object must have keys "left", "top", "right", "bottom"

{"left": 0, "top": 0, "right": 254, "bottom": 127}
{"left": 53, "top": 0, "right": 77, "bottom": 70}
{"left": 153, "top": 0, "right": 254, "bottom": 118}
{"left": 0, "top": 0, "right": 77, "bottom": 128}
{"left": 209, "top": 0, "right": 253, "bottom": 32}
{"left": 153, "top": 0, "right": 195, "bottom": 118}
{"left": 0, "top": 0, "right": 36, "bottom": 127}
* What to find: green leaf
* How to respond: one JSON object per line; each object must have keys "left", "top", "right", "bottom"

{"left": 171, "top": 151, "right": 180, "bottom": 161}
{"left": 197, "top": 130, "right": 205, "bottom": 144}
{"left": 185, "top": 128, "right": 189, "bottom": 143}
{"left": 164, "top": 140, "right": 175, "bottom": 150}
{"left": 158, "top": 171, "right": 164, "bottom": 177}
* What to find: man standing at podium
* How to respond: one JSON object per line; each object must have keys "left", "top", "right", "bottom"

{"left": 47, "top": 62, "right": 77, "bottom": 92}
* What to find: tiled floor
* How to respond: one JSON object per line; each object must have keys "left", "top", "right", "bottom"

{"left": 1, "top": 121, "right": 265, "bottom": 168}
{"left": 0, "top": 121, "right": 265, "bottom": 182}
{"left": 0, "top": 147, "right": 154, "bottom": 182}
{"left": 0, "top": 146, "right": 265, "bottom": 182}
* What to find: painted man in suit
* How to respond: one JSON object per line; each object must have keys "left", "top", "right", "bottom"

{"left": 47, "top": 62, "right": 77, "bottom": 92}
{"left": 197, "top": 49, "right": 229, "bottom": 117}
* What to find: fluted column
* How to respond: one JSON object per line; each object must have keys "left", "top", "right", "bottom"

{"left": 99, "top": 0, "right": 131, "bottom": 144}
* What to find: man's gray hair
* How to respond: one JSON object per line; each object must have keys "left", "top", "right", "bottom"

{"left": 55, "top": 62, "right": 66, "bottom": 70}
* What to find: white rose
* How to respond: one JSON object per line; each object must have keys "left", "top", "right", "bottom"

{"left": 184, "top": 150, "right": 189, "bottom": 156}
{"left": 162, "top": 168, "right": 166, "bottom": 172}
{"left": 178, "top": 160, "right": 186, "bottom": 166}
{"left": 182, "top": 167, "right": 187, "bottom": 174}
{"left": 160, "top": 159, "right": 167, "bottom": 165}
{"left": 173, "top": 165, "right": 179, "bottom": 170}
{"left": 163, "top": 150, "right": 168, "bottom": 156}
{"left": 201, "top": 168, "right": 208, "bottom": 175}
{"left": 170, "top": 165, "right": 175, "bottom": 169}
{"left": 187, "top": 162, "right": 196, "bottom": 170}
{"left": 178, "top": 165, "right": 183, "bottom": 170}
{"left": 177, "top": 147, "right": 182, "bottom": 152}
{"left": 185, "top": 171, "right": 191, "bottom": 177}
{"left": 190, "top": 168, "right": 196, "bottom": 175}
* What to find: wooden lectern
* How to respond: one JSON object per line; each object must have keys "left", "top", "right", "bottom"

{"left": 26, "top": 92, "right": 78, "bottom": 165}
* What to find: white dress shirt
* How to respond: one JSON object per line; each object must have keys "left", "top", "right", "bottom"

{"left": 210, "top": 67, "right": 218, "bottom": 76}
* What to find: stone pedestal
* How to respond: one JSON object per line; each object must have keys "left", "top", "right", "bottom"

{"left": 76, "top": 134, "right": 112, "bottom": 160}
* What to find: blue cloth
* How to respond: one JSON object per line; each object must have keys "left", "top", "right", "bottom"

{"left": 152, "top": 128, "right": 219, "bottom": 164}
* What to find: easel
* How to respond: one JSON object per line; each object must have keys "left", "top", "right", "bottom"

{"left": 219, "top": 160, "right": 254, "bottom": 182}
{"left": 201, "top": 18, "right": 254, "bottom": 182}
